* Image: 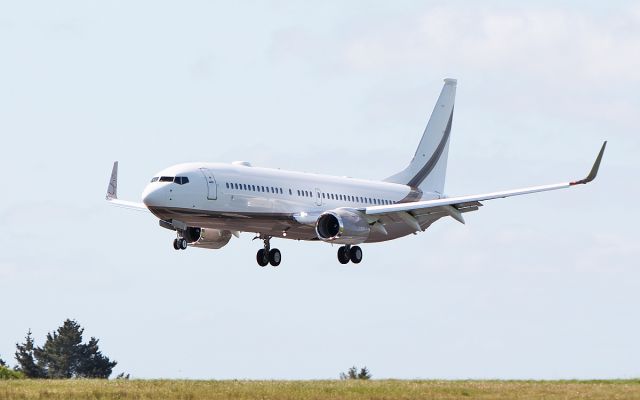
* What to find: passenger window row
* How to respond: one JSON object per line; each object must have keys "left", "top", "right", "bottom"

{"left": 226, "top": 182, "right": 284, "bottom": 195}
{"left": 321, "top": 192, "right": 394, "bottom": 205}
{"left": 225, "top": 181, "right": 394, "bottom": 205}
{"left": 150, "top": 176, "right": 189, "bottom": 185}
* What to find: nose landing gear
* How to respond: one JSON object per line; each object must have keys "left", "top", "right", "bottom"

{"left": 337, "top": 245, "right": 362, "bottom": 264}
{"left": 255, "top": 236, "right": 281, "bottom": 267}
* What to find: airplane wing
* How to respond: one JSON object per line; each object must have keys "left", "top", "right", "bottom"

{"left": 363, "top": 141, "right": 606, "bottom": 229}
{"left": 106, "top": 161, "right": 149, "bottom": 212}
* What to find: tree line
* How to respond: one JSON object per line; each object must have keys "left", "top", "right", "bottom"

{"left": 2, "top": 319, "right": 371, "bottom": 380}
{"left": 1, "top": 319, "right": 116, "bottom": 379}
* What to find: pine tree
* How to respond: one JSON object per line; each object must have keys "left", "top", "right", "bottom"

{"left": 77, "top": 337, "right": 117, "bottom": 378}
{"left": 33, "top": 319, "right": 117, "bottom": 379}
{"left": 357, "top": 366, "right": 371, "bottom": 380}
{"left": 14, "top": 330, "right": 45, "bottom": 378}
{"left": 34, "top": 319, "right": 85, "bottom": 378}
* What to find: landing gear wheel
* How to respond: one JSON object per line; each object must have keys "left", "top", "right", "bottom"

{"left": 256, "top": 249, "right": 269, "bottom": 267}
{"left": 269, "top": 248, "right": 281, "bottom": 266}
{"left": 337, "top": 246, "right": 350, "bottom": 264}
{"left": 349, "top": 246, "right": 363, "bottom": 264}
{"left": 173, "top": 239, "right": 180, "bottom": 250}
{"left": 179, "top": 238, "right": 188, "bottom": 250}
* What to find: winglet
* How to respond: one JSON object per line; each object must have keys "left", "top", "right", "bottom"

{"left": 570, "top": 141, "right": 607, "bottom": 185}
{"left": 106, "top": 161, "right": 118, "bottom": 199}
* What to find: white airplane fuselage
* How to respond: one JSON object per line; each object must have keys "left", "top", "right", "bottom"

{"left": 142, "top": 162, "right": 431, "bottom": 243}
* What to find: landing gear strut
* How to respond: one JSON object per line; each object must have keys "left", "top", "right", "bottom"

{"left": 337, "top": 245, "right": 362, "bottom": 264}
{"left": 256, "top": 236, "right": 281, "bottom": 267}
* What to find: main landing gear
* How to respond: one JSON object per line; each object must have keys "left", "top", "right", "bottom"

{"left": 256, "top": 236, "right": 281, "bottom": 267}
{"left": 173, "top": 236, "right": 188, "bottom": 250}
{"left": 337, "top": 245, "right": 363, "bottom": 264}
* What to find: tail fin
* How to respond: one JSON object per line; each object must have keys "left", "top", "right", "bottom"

{"left": 385, "top": 78, "right": 456, "bottom": 197}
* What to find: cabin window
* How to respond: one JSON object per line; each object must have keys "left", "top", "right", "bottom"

{"left": 289, "top": 189, "right": 292, "bottom": 195}
{"left": 150, "top": 177, "right": 159, "bottom": 182}
{"left": 225, "top": 182, "right": 229, "bottom": 189}
{"left": 159, "top": 176, "right": 173, "bottom": 182}
{"left": 174, "top": 177, "right": 189, "bottom": 185}
{"left": 322, "top": 193, "right": 325, "bottom": 199}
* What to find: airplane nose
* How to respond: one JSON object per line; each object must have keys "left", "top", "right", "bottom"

{"left": 142, "top": 186, "right": 164, "bottom": 207}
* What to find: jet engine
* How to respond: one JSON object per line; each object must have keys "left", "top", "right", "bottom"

{"left": 315, "top": 208, "right": 370, "bottom": 244}
{"left": 185, "top": 227, "right": 232, "bottom": 249}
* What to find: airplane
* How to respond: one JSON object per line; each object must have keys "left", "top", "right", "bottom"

{"left": 106, "top": 78, "right": 606, "bottom": 267}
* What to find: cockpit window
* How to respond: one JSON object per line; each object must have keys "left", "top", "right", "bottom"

{"left": 150, "top": 177, "right": 159, "bottom": 182}
{"left": 175, "top": 176, "right": 189, "bottom": 185}
{"left": 159, "top": 176, "right": 174, "bottom": 182}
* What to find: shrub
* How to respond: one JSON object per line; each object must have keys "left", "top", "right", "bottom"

{"left": 0, "top": 365, "right": 25, "bottom": 380}
{"left": 340, "top": 366, "right": 371, "bottom": 380}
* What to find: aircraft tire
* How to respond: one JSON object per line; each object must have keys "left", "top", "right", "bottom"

{"left": 337, "top": 246, "right": 350, "bottom": 264}
{"left": 269, "top": 248, "right": 281, "bottom": 267}
{"left": 349, "top": 246, "right": 362, "bottom": 264}
{"left": 179, "top": 238, "right": 188, "bottom": 250}
{"left": 256, "top": 249, "right": 269, "bottom": 267}
{"left": 173, "top": 239, "right": 180, "bottom": 250}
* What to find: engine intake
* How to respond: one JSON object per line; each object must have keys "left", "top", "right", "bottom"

{"left": 315, "top": 208, "right": 370, "bottom": 244}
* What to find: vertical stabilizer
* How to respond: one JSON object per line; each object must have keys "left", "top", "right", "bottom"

{"left": 385, "top": 79, "right": 456, "bottom": 197}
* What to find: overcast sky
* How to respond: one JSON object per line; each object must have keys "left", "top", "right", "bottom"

{"left": 0, "top": 1, "right": 638, "bottom": 379}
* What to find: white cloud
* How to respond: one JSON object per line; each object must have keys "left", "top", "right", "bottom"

{"left": 342, "top": 6, "right": 640, "bottom": 83}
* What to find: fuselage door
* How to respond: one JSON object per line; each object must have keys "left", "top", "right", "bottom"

{"left": 200, "top": 168, "right": 217, "bottom": 200}
{"left": 315, "top": 188, "right": 322, "bottom": 206}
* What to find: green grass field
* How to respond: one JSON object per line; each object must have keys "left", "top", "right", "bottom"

{"left": 1, "top": 379, "right": 640, "bottom": 400}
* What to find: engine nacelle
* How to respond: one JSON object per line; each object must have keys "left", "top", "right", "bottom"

{"left": 315, "top": 208, "right": 370, "bottom": 244}
{"left": 186, "top": 227, "right": 232, "bottom": 249}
